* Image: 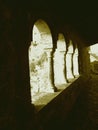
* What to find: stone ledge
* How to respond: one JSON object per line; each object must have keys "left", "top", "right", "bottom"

{"left": 32, "top": 76, "right": 82, "bottom": 112}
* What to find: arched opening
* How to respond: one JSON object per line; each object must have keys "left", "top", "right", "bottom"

{"left": 73, "top": 44, "right": 79, "bottom": 77}
{"left": 88, "top": 43, "right": 98, "bottom": 74}
{"left": 29, "top": 19, "right": 55, "bottom": 98}
{"left": 66, "top": 40, "right": 74, "bottom": 81}
{"left": 54, "top": 33, "right": 67, "bottom": 87}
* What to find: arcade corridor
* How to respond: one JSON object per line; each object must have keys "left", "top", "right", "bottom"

{"left": 0, "top": 1, "right": 98, "bottom": 130}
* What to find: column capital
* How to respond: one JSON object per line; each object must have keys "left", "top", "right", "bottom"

{"left": 44, "top": 48, "right": 53, "bottom": 52}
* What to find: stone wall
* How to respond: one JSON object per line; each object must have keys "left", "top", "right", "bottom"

{"left": 34, "top": 76, "right": 87, "bottom": 130}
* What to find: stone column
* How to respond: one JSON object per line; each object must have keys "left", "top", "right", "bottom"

{"left": 66, "top": 52, "right": 74, "bottom": 81}
{"left": 73, "top": 48, "right": 79, "bottom": 77}
{"left": 45, "top": 48, "right": 55, "bottom": 92}
{"left": 54, "top": 49, "right": 67, "bottom": 86}
{"left": 60, "top": 51, "right": 67, "bottom": 84}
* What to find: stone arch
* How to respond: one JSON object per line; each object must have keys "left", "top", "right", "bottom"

{"left": 32, "top": 19, "right": 53, "bottom": 48}
{"left": 54, "top": 33, "right": 67, "bottom": 87}
{"left": 29, "top": 19, "right": 55, "bottom": 95}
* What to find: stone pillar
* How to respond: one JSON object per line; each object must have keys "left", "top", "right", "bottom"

{"left": 45, "top": 48, "right": 55, "bottom": 92}
{"left": 73, "top": 48, "right": 79, "bottom": 77}
{"left": 60, "top": 51, "right": 67, "bottom": 84}
{"left": 66, "top": 52, "right": 74, "bottom": 81}
{"left": 54, "top": 49, "right": 67, "bottom": 86}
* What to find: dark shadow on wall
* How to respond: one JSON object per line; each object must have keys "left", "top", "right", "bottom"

{"left": 90, "top": 61, "right": 98, "bottom": 75}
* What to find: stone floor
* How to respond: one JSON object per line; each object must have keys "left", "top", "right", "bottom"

{"left": 31, "top": 82, "right": 73, "bottom": 112}
{"left": 31, "top": 92, "right": 60, "bottom": 112}
{"left": 31, "top": 79, "right": 76, "bottom": 105}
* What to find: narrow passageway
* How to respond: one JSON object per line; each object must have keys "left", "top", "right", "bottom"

{"left": 62, "top": 74, "right": 98, "bottom": 130}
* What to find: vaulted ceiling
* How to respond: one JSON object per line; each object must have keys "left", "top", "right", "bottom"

{"left": 32, "top": 0, "right": 98, "bottom": 45}
{"left": 34, "top": 0, "right": 98, "bottom": 45}
{"left": 1, "top": 0, "right": 98, "bottom": 46}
